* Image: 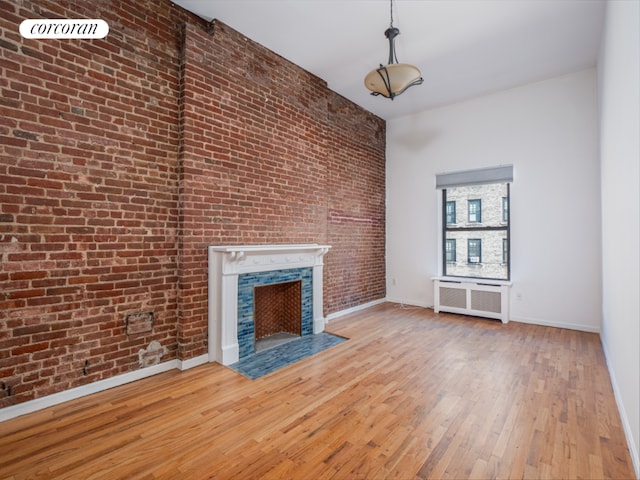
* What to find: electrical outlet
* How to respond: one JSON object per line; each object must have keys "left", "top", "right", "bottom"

{"left": 515, "top": 292, "right": 523, "bottom": 301}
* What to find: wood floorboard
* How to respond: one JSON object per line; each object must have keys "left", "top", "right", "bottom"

{"left": 0, "top": 302, "right": 635, "bottom": 479}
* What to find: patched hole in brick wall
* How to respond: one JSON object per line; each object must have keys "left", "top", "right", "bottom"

{"left": 125, "top": 311, "right": 154, "bottom": 335}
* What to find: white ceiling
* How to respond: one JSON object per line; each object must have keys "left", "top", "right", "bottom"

{"left": 171, "top": 0, "right": 605, "bottom": 120}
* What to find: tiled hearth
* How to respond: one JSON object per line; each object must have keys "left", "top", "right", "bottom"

{"left": 208, "top": 244, "right": 331, "bottom": 366}
{"left": 228, "top": 332, "right": 347, "bottom": 379}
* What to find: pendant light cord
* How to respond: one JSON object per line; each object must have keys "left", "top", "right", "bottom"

{"left": 388, "top": 0, "right": 398, "bottom": 64}
{"left": 389, "top": 0, "right": 394, "bottom": 28}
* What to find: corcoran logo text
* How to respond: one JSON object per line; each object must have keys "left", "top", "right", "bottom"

{"left": 20, "top": 19, "right": 109, "bottom": 39}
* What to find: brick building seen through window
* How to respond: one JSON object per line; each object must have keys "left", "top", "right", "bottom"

{"left": 443, "top": 182, "right": 510, "bottom": 280}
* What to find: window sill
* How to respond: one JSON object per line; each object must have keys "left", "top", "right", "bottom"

{"left": 432, "top": 275, "right": 513, "bottom": 286}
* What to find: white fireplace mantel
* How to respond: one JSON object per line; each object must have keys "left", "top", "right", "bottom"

{"left": 207, "top": 244, "right": 331, "bottom": 365}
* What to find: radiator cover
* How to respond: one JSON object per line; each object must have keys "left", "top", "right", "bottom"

{"left": 433, "top": 277, "right": 511, "bottom": 323}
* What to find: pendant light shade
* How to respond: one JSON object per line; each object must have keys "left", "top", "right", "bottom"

{"left": 364, "top": 62, "right": 423, "bottom": 99}
{"left": 364, "top": 2, "right": 423, "bottom": 100}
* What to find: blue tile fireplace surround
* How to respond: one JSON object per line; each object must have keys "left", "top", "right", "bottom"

{"left": 237, "top": 267, "right": 313, "bottom": 359}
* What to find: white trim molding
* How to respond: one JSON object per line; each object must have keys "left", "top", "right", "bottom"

{"left": 601, "top": 338, "right": 640, "bottom": 478}
{"left": 325, "top": 298, "right": 387, "bottom": 321}
{"left": 0, "top": 360, "right": 178, "bottom": 422}
{"left": 1, "top": 353, "right": 212, "bottom": 422}
{"left": 178, "top": 354, "right": 209, "bottom": 371}
{"left": 510, "top": 315, "right": 600, "bottom": 334}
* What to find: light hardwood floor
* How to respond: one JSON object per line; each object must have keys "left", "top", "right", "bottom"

{"left": 0, "top": 303, "right": 635, "bottom": 479}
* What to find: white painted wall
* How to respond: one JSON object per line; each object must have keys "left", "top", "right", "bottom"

{"left": 386, "top": 68, "right": 602, "bottom": 331}
{"left": 598, "top": 0, "right": 640, "bottom": 475}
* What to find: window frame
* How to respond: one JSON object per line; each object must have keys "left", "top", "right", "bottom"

{"left": 445, "top": 201, "right": 456, "bottom": 225}
{"left": 445, "top": 239, "right": 456, "bottom": 263}
{"left": 467, "top": 239, "right": 482, "bottom": 264}
{"left": 502, "top": 197, "right": 508, "bottom": 223}
{"left": 441, "top": 183, "right": 510, "bottom": 281}
{"left": 502, "top": 238, "right": 508, "bottom": 265}
{"left": 468, "top": 199, "right": 481, "bottom": 223}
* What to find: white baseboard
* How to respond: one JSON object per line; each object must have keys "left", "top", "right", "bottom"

{"left": 327, "top": 299, "right": 601, "bottom": 335}
{"left": 385, "top": 297, "right": 434, "bottom": 309}
{"left": 510, "top": 315, "right": 600, "bottom": 333}
{"left": 601, "top": 338, "right": 640, "bottom": 479}
{"left": 325, "top": 298, "right": 387, "bottom": 321}
{"left": 0, "top": 356, "right": 209, "bottom": 423}
{"left": 326, "top": 298, "right": 436, "bottom": 319}
{"left": 178, "top": 354, "right": 209, "bottom": 371}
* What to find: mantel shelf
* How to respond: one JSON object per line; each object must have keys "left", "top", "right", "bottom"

{"left": 210, "top": 244, "right": 331, "bottom": 253}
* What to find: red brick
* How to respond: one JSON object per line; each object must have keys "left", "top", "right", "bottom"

{"left": 11, "top": 342, "right": 49, "bottom": 356}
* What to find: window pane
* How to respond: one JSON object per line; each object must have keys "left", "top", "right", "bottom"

{"left": 443, "top": 183, "right": 509, "bottom": 280}
{"left": 468, "top": 239, "right": 481, "bottom": 263}
{"left": 468, "top": 199, "right": 481, "bottom": 223}
{"left": 446, "top": 201, "right": 456, "bottom": 224}
{"left": 502, "top": 197, "right": 508, "bottom": 222}
{"left": 502, "top": 238, "right": 508, "bottom": 264}
{"left": 445, "top": 239, "right": 456, "bottom": 262}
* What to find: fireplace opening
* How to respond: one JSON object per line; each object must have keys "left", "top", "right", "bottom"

{"left": 254, "top": 280, "right": 302, "bottom": 352}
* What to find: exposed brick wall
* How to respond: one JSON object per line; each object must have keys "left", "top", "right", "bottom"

{"left": 326, "top": 94, "right": 386, "bottom": 311}
{"left": 0, "top": 0, "right": 385, "bottom": 408}
{"left": 0, "top": 0, "right": 192, "bottom": 407}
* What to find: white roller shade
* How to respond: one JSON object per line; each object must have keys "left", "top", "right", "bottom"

{"left": 436, "top": 165, "right": 513, "bottom": 189}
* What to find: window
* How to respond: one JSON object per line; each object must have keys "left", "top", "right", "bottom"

{"left": 439, "top": 165, "right": 512, "bottom": 280}
{"left": 468, "top": 239, "right": 481, "bottom": 264}
{"left": 468, "top": 199, "right": 481, "bottom": 223}
{"left": 502, "top": 197, "right": 508, "bottom": 222}
{"left": 502, "top": 238, "right": 508, "bottom": 264}
{"left": 445, "top": 239, "right": 456, "bottom": 263}
{"left": 445, "top": 201, "right": 456, "bottom": 224}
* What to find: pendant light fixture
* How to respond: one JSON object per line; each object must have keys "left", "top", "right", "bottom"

{"left": 364, "top": 0, "right": 423, "bottom": 100}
